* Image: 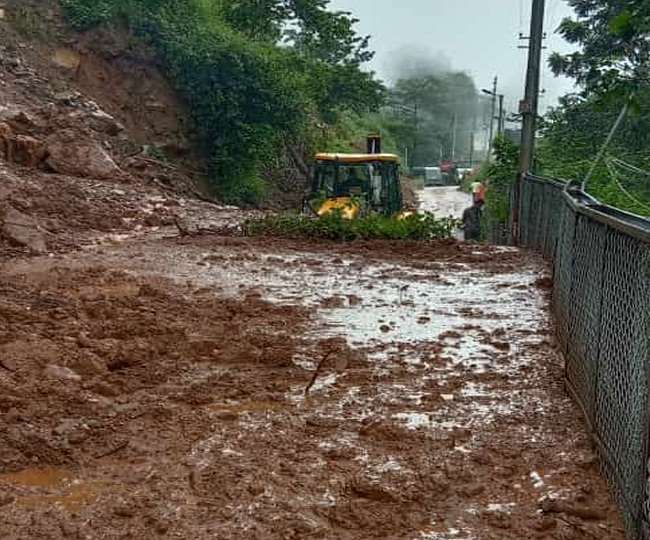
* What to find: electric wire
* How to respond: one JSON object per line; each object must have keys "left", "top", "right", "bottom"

{"left": 605, "top": 158, "right": 650, "bottom": 212}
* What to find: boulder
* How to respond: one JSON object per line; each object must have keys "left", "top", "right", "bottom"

{"left": 0, "top": 205, "right": 47, "bottom": 253}
{"left": 52, "top": 48, "right": 81, "bottom": 71}
{"left": 0, "top": 121, "right": 46, "bottom": 167}
{"left": 46, "top": 129, "right": 121, "bottom": 179}
{"left": 87, "top": 110, "right": 124, "bottom": 136}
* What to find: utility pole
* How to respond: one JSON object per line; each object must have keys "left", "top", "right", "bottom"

{"left": 487, "top": 76, "right": 497, "bottom": 155}
{"left": 412, "top": 102, "right": 419, "bottom": 166}
{"left": 514, "top": 0, "right": 546, "bottom": 244}
{"left": 497, "top": 94, "right": 505, "bottom": 135}
{"left": 469, "top": 132, "right": 475, "bottom": 168}
{"left": 451, "top": 112, "right": 458, "bottom": 161}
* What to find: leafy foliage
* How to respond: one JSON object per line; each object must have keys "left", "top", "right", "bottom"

{"left": 542, "top": 0, "right": 650, "bottom": 217}
{"left": 316, "top": 110, "right": 402, "bottom": 156}
{"left": 550, "top": 0, "right": 650, "bottom": 97}
{"left": 61, "top": 0, "right": 384, "bottom": 204}
{"left": 538, "top": 93, "right": 650, "bottom": 216}
{"left": 245, "top": 211, "right": 459, "bottom": 241}
{"left": 475, "top": 135, "right": 518, "bottom": 224}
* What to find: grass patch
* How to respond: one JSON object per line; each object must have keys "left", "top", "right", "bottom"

{"left": 245, "top": 211, "right": 459, "bottom": 241}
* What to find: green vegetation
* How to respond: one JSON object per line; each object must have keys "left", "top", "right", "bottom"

{"left": 315, "top": 111, "right": 404, "bottom": 157}
{"left": 541, "top": 0, "right": 650, "bottom": 216}
{"left": 245, "top": 212, "right": 458, "bottom": 241}
{"left": 317, "top": 68, "right": 488, "bottom": 172}
{"left": 538, "top": 93, "right": 650, "bottom": 217}
{"left": 550, "top": 0, "right": 649, "bottom": 98}
{"left": 61, "top": 0, "right": 383, "bottom": 204}
{"left": 384, "top": 72, "right": 485, "bottom": 168}
{"left": 478, "top": 136, "right": 518, "bottom": 225}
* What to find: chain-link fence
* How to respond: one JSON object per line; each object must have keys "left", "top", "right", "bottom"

{"left": 520, "top": 174, "right": 650, "bottom": 540}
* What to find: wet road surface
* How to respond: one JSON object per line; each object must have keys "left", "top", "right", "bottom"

{"left": 418, "top": 186, "right": 471, "bottom": 219}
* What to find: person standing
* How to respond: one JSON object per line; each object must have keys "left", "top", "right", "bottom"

{"left": 462, "top": 199, "right": 484, "bottom": 241}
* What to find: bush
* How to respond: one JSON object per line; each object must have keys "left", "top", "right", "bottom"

{"left": 478, "top": 136, "right": 519, "bottom": 224}
{"left": 61, "top": 0, "right": 384, "bottom": 205}
{"left": 245, "top": 211, "right": 459, "bottom": 241}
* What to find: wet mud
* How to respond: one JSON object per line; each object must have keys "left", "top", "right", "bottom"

{"left": 0, "top": 235, "right": 625, "bottom": 539}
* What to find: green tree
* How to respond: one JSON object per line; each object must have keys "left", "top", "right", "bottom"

{"left": 538, "top": 92, "right": 650, "bottom": 216}
{"left": 388, "top": 72, "right": 484, "bottom": 167}
{"left": 62, "top": 0, "right": 384, "bottom": 204}
{"left": 550, "top": 0, "right": 650, "bottom": 96}
{"left": 542, "top": 0, "right": 650, "bottom": 215}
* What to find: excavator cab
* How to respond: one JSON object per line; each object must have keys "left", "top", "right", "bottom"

{"left": 305, "top": 153, "right": 403, "bottom": 219}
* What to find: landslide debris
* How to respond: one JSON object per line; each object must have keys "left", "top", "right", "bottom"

{"left": 0, "top": 1, "right": 228, "bottom": 257}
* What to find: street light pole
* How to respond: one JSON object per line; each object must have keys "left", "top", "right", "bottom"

{"left": 482, "top": 79, "right": 504, "bottom": 155}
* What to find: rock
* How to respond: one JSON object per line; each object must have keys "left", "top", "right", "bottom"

{"left": 0, "top": 182, "right": 12, "bottom": 201}
{"left": 154, "top": 521, "right": 170, "bottom": 535}
{"left": 113, "top": 504, "right": 135, "bottom": 518}
{"left": 69, "top": 353, "right": 107, "bottom": 376}
{"left": 215, "top": 410, "right": 239, "bottom": 421}
{"left": 540, "top": 498, "right": 606, "bottom": 521}
{"left": 46, "top": 129, "right": 121, "bottom": 179}
{"left": 88, "top": 110, "right": 124, "bottom": 136}
{"left": 4, "top": 110, "right": 37, "bottom": 129}
{"left": 0, "top": 356, "right": 16, "bottom": 371}
{"left": 0, "top": 122, "right": 46, "bottom": 167}
{"left": 91, "top": 381, "right": 120, "bottom": 398}
{"left": 53, "top": 419, "right": 78, "bottom": 436}
{"left": 534, "top": 517, "right": 558, "bottom": 532}
{"left": 76, "top": 332, "right": 92, "bottom": 348}
{"left": 43, "top": 364, "right": 82, "bottom": 382}
{"left": 52, "top": 48, "right": 81, "bottom": 70}
{"left": 5, "top": 408, "right": 21, "bottom": 423}
{"left": 0, "top": 206, "right": 47, "bottom": 253}
{"left": 53, "top": 91, "right": 82, "bottom": 106}
{"left": 458, "top": 483, "right": 486, "bottom": 497}
{"left": 12, "top": 135, "right": 46, "bottom": 166}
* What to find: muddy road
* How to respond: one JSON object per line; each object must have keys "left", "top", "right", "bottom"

{"left": 0, "top": 190, "right": 625, "bottom": 539}
{"left": 418, "top": 186, "right": 471, "bottom": 220}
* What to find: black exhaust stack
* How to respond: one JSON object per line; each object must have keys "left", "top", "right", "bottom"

{"left": 367, "top": 134, "right": 381, "bottom": 154}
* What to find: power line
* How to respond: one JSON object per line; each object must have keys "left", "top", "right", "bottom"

{"left": 582, "top": 97, "right": 632, "bottom": 191}
{"left": 610, "top": 157, "right": 650, "bottom": 178}
{"left": 606, "top": 159, "right": 650, "bottom": 212}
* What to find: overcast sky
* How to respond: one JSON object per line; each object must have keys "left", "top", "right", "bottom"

{"left": 328, "top": 0, "right": 578, "bottom": 114}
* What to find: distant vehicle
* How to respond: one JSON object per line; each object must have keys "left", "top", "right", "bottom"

{"left": 423, "top": 166, "right": 444, "bottom": 186}
{"left": 440, "top": 160, "right": 459, "bottom": 185}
